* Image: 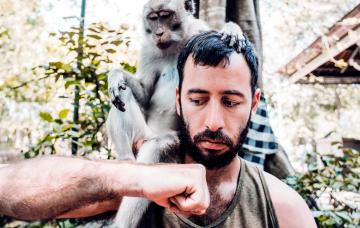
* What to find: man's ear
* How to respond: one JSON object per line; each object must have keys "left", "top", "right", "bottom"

{"left": 251, "top": 88, "right": 261, "bottom": 114}
{"left": 175, "top": 86, "right": 181, "bottom": 116}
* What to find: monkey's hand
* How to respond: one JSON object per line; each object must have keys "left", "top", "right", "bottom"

{"left": 108, "top": 69, "right": 127, "bottom": 112}
{"left": 220, "top": 22, "right": 246, "bottom": 52}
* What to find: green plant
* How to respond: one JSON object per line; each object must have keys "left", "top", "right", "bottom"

{"left": 285, "top": 145, "right": 360, "bottom": 227}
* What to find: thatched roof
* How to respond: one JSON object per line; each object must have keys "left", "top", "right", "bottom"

{"left": 279, "top": 4, "right": 360, "bottom": 84}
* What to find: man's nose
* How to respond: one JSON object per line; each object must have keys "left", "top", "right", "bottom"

{"left": 204, "top": 101, "right": 225, "bottom": 132}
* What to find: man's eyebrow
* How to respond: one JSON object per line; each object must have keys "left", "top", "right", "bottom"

{"left": 187, "top": 89, "right": 209, "bottom": 95}
{"left": 222, "top": 90, "right": 245, "bottom": 97}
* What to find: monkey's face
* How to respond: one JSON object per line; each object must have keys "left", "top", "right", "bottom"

{"left": 144, "top": 9, "right": 185, "bottom": 50}
{"left": 143, "top": 0, "right": 193, "bottom": 51}
{"left": 175, "top": 53, "right": 261, "bottom": 169}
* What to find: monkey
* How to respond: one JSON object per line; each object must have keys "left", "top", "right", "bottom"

{"left": 106, "top": 0, "right": 245, "bottom": 227}
{"left": 107, "top": 0, "right": 209, "bottom": 161}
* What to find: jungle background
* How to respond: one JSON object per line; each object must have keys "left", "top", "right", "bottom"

{"left": 0, "top": 0, "right": 359, "bottom": 227}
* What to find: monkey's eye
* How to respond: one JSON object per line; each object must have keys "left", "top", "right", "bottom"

{"left": 159, "top": 11, "right": 171, "bottom": 18}
{"left": 148, "top": 13, "right": 158, "bottom": 21}
{"left": 172, "top": 23, "right": 181, "bottom": 31}
{"left": 145, "top": 28, "right": 152, "bottom": 34}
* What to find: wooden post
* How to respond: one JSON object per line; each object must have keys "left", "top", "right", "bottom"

{"left": 71, "top": 0, "right": 86, "bottom": 155}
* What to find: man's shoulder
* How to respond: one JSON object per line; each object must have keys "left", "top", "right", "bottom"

{"left": 263, "top": 172, "right": 317, "bottom": 228}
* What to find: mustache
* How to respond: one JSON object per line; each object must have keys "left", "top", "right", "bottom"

{"left": 193, "top": 129, "right": 233, "bottom": 148}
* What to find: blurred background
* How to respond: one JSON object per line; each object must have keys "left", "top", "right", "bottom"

{"left": 0, "top": 0, "right": 359, "bottom": 227}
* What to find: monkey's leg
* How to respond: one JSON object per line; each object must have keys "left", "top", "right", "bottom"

{"left": 107, "top": 87, "right": 153, "bottom": 160}
{"left": 112, "top": 133, "right": 180, "bottom": 227}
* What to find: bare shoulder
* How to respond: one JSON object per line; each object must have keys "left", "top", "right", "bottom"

{"left": 263, "top": 172, "right": 317, "bottom": 228}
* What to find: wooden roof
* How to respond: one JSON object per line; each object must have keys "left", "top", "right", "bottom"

{"left": 279, "top": 4, "right": 360, "bottom": 84}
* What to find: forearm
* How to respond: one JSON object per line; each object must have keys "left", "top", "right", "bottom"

{"left": 124, "top": 73, "right": 149, "bottom": 108}
{"left": 57, "top": 198, "right": 121, "bottom": 218}
{"left": 0, "top": 156, "right": 209, "bottom": 220}
{"left": 0, "top": 156, "right": 140, "bottom": 220}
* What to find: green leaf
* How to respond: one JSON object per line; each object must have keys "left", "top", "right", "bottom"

{"left": 120, "top": 62, "right": 136, "bottom": 74}
{"left": 106, "top": 49, "right": 116, "bottom": 54}
{"left": 110, "top": 40, "right": 122, "bottom": 46}
{"left": 88, "top": 34, "right": 102, "bottom": 40}
{"left": 49, "top": 61, "right": 63, "bottom": 69}
{"left": 61, "top": 64, "right": 72, "bottom": 72}
{"left": 58, "top": 109, "right": 70, "bottom": 119}
{"left": 49, "top": 62, "right": 72, "bottom": 72}
{"left": 64, "top": 80, "right": 80, "bottom": 89}
{"left": 88, "top": 28, "right": 100, "bottom": 33}
{"left": 61, "top": 124, "right": 73, "bottom": 132}
{"left": 39, "top": 112, "right": 53, "bottom": 122}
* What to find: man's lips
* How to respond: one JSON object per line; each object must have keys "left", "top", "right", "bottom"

{"left": 198, "top": 140, "right": 228, "bottom": 151}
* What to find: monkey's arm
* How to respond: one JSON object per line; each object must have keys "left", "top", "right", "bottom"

{"left": 108, "top": 69, "right": 154, "bottom": 111}
{"left": 0, "top": 156, "right": 209, "bottom": 220}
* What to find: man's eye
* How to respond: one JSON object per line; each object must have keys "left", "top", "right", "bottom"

{"left": 222, "top": 99, "right": 240, "bottom": 107}
{"left": 190, "top": 98, "right": 206, "bottom": 106}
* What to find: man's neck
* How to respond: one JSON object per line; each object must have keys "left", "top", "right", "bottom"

{"left": 184, "top": 154, "right": 241, "bottom": 225}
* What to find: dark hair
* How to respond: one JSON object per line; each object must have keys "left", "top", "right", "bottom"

{"left": 177, "top": 31, "right": 258, "bottom": 95}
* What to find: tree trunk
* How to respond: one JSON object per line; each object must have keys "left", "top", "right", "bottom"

{"left": 193, "top": 0, "right": 200, "bottom": 18}
{"left": 199, "top": 0, "right": 226, "bottom": 30}
{"left": 225, "top": 0, "right": 263, "bottom": 89}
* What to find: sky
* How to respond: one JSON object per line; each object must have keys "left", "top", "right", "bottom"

{"left": 40, "top": 0, "right": 146, "bottom": 31}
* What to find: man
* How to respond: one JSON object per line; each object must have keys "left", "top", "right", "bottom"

{"left": 133, "top": 31, "right": 315, "bottom": 227}
{"left": 0, "top": 32, "right": 315, "bottom": 227}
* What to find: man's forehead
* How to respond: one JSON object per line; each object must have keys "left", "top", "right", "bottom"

{"left": 183, "top": 53, "right": 252, "bottom": 84}
{"left": 185, "top": 52, "right": 249, "bottom": 71}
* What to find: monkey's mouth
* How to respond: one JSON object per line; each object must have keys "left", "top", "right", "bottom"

{"left": 157, "top": 41, "right": 173, "bottom": 50}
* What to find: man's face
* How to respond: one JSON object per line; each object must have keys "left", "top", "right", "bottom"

{"left": 176, "top": 53, "right": 260, "bottom": 169}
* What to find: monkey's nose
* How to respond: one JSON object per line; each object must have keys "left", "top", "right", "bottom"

{"left": 156, "top": 31, "right": 164, "bottom": 37}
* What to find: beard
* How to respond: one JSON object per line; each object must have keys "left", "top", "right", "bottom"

{"left": 178, "top": 112, "right": 251, "bottom": 170}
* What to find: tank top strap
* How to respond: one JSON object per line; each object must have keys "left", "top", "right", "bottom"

{"left": 257, "top": 167, "right": 279, "bottom": 228}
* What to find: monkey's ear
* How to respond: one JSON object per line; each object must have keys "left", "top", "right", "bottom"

{"left": 184, "top": 0, "right": 195, "bottom": 15}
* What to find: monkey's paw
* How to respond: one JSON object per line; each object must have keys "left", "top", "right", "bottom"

{"left": 220, "top": 22, "right": 246, "bottom": 52}
{"left": 108, "top": 69, "right": 127, "bottom": 112}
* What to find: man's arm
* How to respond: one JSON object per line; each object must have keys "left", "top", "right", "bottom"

{"left": 264, "top": 172, "right": 317, "bottom": 228}
{"left": 0, "top": 156, "right": 209, "bottom": 221}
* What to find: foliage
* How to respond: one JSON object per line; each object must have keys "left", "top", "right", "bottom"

{"left": 20, "top": 22, "right": 134, "bottom": 158}
{"left": 285, "top": 144, "right": 360, "bottom": 227}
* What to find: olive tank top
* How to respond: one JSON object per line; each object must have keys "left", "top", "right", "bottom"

{"left": 138, "top": 158, "right": 279, "bottom": 228}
